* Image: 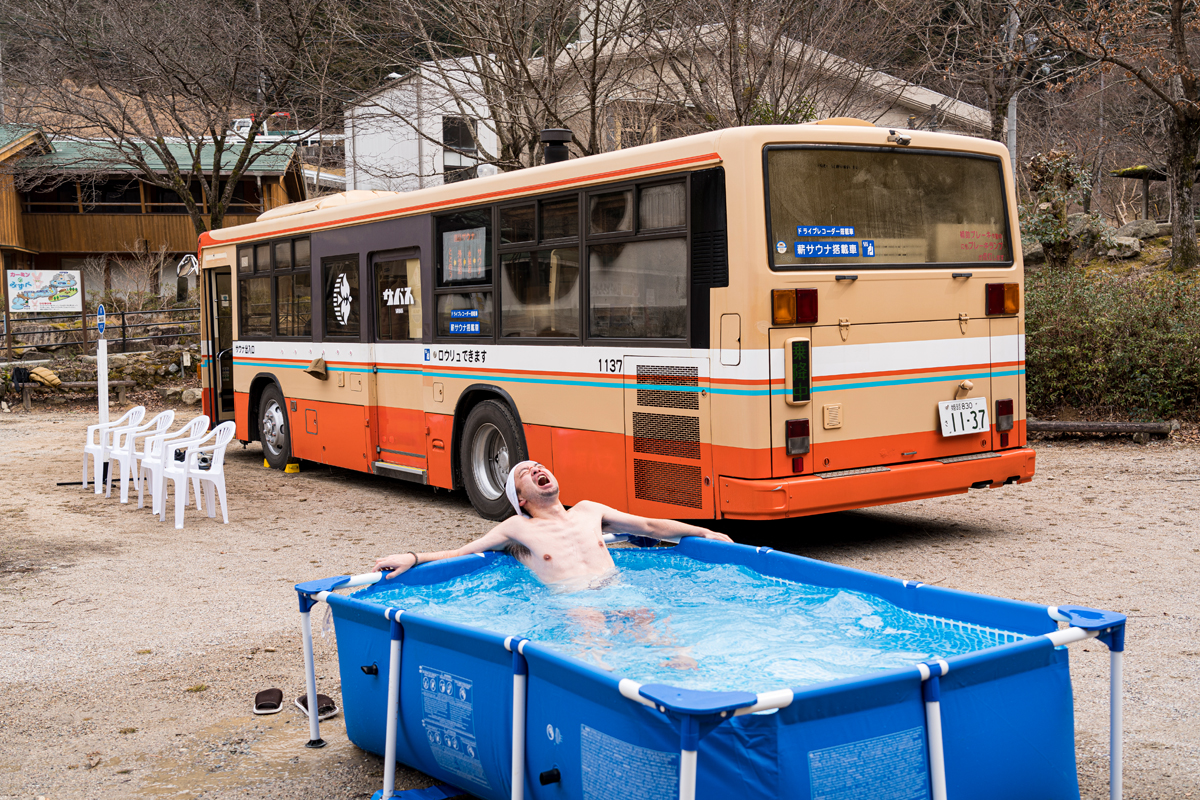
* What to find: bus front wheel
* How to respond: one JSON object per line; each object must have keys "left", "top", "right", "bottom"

{"left": 460, "top": 400, "right": 526, "bottom": 520}
{"left": 259, "top": 385, "right": 292, "bottom": 470}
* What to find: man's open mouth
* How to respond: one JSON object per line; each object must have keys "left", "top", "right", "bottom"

{"left": 536, "top": 475, "right": 551, "bottom": 487}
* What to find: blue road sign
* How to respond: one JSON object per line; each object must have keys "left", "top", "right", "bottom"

{"left": 97, "top": 304, "right": 106, "bottom": 335}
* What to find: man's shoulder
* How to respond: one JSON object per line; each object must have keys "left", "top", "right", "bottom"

{"left": 569, "top": 499, "right": 610, "bottom": 514}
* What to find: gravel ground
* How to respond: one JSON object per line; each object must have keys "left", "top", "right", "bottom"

{"left": 0, "top": 404, "right": 1197, "bottom": 799}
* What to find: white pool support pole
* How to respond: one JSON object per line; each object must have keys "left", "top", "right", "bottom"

{"left": 506, "top": 637, "right": 529, "bottom": 800}
{"left": 917, "top": 659, "right": 949, "bottom": 800}
{"left": 382, "top": 612, "right": 404, "bottom": 800}
{"left": 300, "top": 607, "right": 325, "bottom": 748}
{"left": 1111, "top": 649, "right": 1123, "bottom": 800}
{"left": 678, "top": 716, "right": 699, "bottom": 800}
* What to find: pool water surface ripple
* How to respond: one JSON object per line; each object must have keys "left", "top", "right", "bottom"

{"left": 363, "top": 551, "right": 1021, "bottom": 692}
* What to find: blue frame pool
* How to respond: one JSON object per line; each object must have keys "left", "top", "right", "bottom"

{"left": 296, "top": 538, "right": 1126, "bottom": 800}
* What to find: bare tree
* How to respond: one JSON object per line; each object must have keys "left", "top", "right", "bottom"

{"left": 1038, "top": 0, "right": 1200, "bottom": 271}
{"left": 0, "top": 0, "right": 345, "bottom": 235}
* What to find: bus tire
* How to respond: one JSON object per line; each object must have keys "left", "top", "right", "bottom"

{"left": 460, "top": 400, "right": 526, "bottom": 520}
{"left": 258, "top": 385, "right": 292, "bottom": 470}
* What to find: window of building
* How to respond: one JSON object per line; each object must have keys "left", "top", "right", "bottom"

{"left": 22, "top": 181, "right": 79, "bottom": 213}
{"left": 323, "top": 255, "right": 360, "bottom": 339}
{"left": 443, "top": 116, "right": 479, "bottom": 184}
{"left": 375, "top": 255, "right": 422, "bottom": 341}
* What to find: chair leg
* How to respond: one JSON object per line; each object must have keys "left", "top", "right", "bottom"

{"left": 93, "top": 448, "right": 106, "bottom": 494}
{"left": 175, "top": 478, "right": 186, "bottom": 529}
{"left": 217, "top": 477, "right": 228, "bottom": 524}
{"left": 119, "top": 459, "right": 131, "bottom": 504}
{"left": 204, "top": 481, "right": 216, "bottom": 518}
{"left": 104, "top": 459, "right": 114, "bottom": 498}
{"left": 137, "top": 464, "right": 145, "bottom": 509}
{"left": 82, "top": 453, "right": 88, "bottom": 490}
{"left": 193, "top": 477, "right": 203, "bottom": 512}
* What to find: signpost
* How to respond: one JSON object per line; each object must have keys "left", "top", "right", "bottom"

{"left": 97, "top": 304, "right": 108, "bottom": 424}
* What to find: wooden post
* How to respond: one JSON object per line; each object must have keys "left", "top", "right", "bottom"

{"left": 79, "top": 266, "right": 89, "bottom": 354}
{"left": 2, "top": 262, "right": 13, "bottom": 362}
{"left": 1142, "top": 177, "right": 1150, "bottom": 221}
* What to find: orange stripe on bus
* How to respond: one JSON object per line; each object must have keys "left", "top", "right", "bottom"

{"left": 201, "top": 152, "right": 722, "bottom": 247}
{"left": 815, "top": 360, "right": 1026, "bottom": 383}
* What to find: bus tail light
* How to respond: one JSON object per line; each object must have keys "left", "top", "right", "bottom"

{"left": 985, "top": 283, "right": 1020, "bottom": 315}
{"left": 786, "top": 419, "right": 810, "bottom": 456}
{"left": 996, "top": 398, "right": 1014, "bottom": 448}
{"left": 772, "top": 288, "right": 818, "bottom": 325}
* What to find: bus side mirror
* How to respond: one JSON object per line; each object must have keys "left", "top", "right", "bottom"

{"left": 176, "top": 254, "right": 199, "bottom": 278}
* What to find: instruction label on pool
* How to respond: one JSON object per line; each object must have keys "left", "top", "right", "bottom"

{"left": 807, "top": 726, "right": 928, "bottom": 800}
{"left": 580, "top": 725, "right": 678, "bottom": 800}
{"left": 418, "top": 666, "right": 489, "bottom": 789}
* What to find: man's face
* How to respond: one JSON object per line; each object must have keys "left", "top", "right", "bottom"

{"left": 513, "top": 461, "right": 559, "bottom": 507}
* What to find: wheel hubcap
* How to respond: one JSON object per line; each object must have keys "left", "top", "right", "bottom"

{"left": 470, "top": 423, "right": 509, "bottom": 501}
{"left": 262, "top": 400, "right": 285, "bottom": 456}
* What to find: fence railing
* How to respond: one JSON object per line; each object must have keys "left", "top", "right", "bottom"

{"left": 1, "top": 307, "right": 199, "bottom": 359}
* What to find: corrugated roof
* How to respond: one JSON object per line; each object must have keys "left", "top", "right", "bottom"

{"left": 25, "top": 138, "right": 297, "bottom": 175}
{"left": 0, "top": 124, "right": 49, "bottom": 160}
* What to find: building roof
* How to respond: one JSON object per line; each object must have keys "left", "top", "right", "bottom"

{"left": 0, "top": 124, "right": 52, "bottom": 163}
{"left": 23, "top": 137, "right": 299, "bottom": 176}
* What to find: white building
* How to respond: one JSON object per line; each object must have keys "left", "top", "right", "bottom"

{"left": 345, "top": 59, "right": 500, "bottom": 193}
{"left": 345, "top": 44, "right": 989, "bottom": 193}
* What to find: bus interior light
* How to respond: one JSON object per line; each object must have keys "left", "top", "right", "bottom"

{"left": 785, "top": 419, "right": 810, "bottom": 456}
{"left": 772, "top": 289, "right": 797, "bottom": 325}
{"left": 985, "top": 283, "right": 1020, "bottom": 315}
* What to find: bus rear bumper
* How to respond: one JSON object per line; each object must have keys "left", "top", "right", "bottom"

{"left": 717, "top": 447, "right": 1036, "bottom": 520}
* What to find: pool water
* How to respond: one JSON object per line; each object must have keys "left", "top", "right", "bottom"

{"left": 363, "top": 550, "right": 1022, "bottom": 692}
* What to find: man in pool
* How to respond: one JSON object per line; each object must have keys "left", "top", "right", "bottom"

{"left": 375, "top": 460, "right": 732, "bottom": 587}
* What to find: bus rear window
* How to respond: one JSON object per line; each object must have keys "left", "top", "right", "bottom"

{"left": 765, "top": 147, "right": 1011, "bottom": 269}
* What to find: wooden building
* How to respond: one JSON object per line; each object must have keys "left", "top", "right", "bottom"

{"left": 0, "top": 124, "right": 306, "bottom": 295}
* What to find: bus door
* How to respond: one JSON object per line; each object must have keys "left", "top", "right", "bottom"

{"left": 622, "top": 356, "right": 715, "bottom": 519}
{"left": 203, "top": 267, "right": 235, "bottom": 423}
{"left": 368, "top": 251, "right": 427, "bottom": 483}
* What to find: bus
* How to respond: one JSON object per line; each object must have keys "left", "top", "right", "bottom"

{"left": 196, "top": 119, "right": 1032, "bottom": 521}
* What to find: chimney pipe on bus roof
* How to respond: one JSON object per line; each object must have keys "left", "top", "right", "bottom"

{"left": 541, "top": 129, "right": 572, "bottom": 164}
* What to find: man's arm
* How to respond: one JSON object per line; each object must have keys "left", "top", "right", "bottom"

{"left": 587, "top": 502, "right": 734, "bottom": 543}
{"left": 375, "top": 521, "right": 520, "bottom": 578}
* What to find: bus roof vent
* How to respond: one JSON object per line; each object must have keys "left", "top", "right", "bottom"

{"left": 810, "top": 117, "right": 876, "bottom": 127}
{"left": 541, "top": 129, "right": 572, "bottom": 164}
{"left": 257, "top": 189, "right": 399, "bottom": 222}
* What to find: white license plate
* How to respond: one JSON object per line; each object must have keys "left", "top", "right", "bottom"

{"left": 938, "top": 397, "right": 989, "bottom": 437}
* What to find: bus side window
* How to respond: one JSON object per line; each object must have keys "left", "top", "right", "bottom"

{"left": 375, "top": 257, "right": 422, "bottom": 341}
{"left": 323, "top": 255, "right": 361, "bottom": 338}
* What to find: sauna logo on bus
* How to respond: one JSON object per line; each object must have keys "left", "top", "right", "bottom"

{"left": 332, "top": 273, "right": 354, "bottom": 326}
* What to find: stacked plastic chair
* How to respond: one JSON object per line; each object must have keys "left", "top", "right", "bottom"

{"left": 160, "top": 421, "right": 236, "bottom": 529}
{"left": 139, "top": 415, "right": 210, "bottom": 515}
{"left": 82, "top": 406, "right": 145, "bottom": 493}
{"left": 105, "top": 410, "right": 175, "bottom": 504}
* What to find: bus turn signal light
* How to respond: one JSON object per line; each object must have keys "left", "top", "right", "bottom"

{"left": 985, "top": 283, "right": 1020, "bottom": 315}
{"left": 786, "top": 419, "right": 810, "bottom": 456}
{"left": 772, "top": 289, "right": 818, "bottom": 325}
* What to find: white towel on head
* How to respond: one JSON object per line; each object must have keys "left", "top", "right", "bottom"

{"left": 505, "top": 466, "right": 530, "bottom": 518}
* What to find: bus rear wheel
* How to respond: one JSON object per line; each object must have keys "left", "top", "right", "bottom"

{"left": 460, "top": 400, "right": 526, "bottom": 520}
{"left": 259, "top": 385, "right": 292, "bottom": 470}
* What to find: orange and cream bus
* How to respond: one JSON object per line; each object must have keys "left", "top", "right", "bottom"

{"left": 196, "top": 120, "right": 1032, "bottom": 521}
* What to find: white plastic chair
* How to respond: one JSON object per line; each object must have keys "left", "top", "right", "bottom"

{"left": 105, "top": 410, "right": 175, "bottom": 504}
{"left": 82, "top": 406, "right": 145, "bottom": 493}
{"left": 139, "top": 415, "right": 210, "bottom": 514}
{"left": 161, "top": 421, "right": 236, "bottom": 529}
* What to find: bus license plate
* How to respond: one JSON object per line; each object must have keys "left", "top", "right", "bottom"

{"left": 938, "top": 397, "right": 989, "bottom": 437}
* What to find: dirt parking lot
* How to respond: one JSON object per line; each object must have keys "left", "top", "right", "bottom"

{"left": 1, "top": 404, "right": 1197, "bottom": 799}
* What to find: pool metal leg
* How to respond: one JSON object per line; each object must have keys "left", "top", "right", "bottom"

{"left": 383, "top": 614, "right": 404, "bottom": 800}
{"left": 300, "top": 608, "right": 326, "bottom": 748}
{"left": 918, "top": 659, "right": 949, "bottom": 800}
{"left": 508, "top": 637, "right": 529, "bottom": 800}
{"left": 1111, "top": 649, "right": 1123, "bottom": 800}
{"left": 678, "top": 716, "right": 699, "bottom": 800}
